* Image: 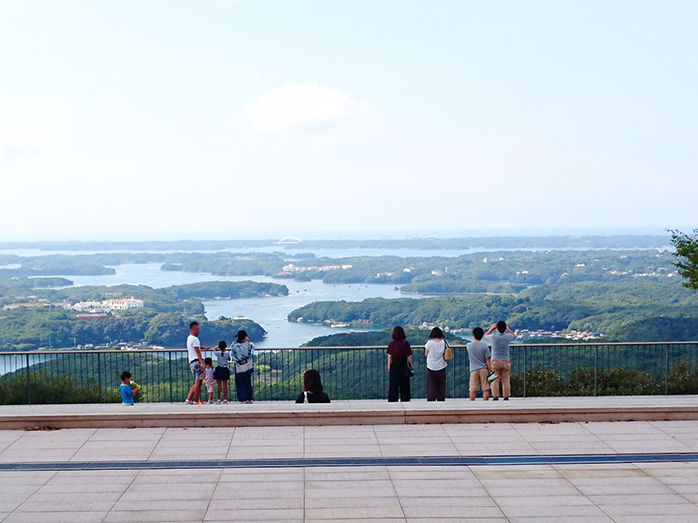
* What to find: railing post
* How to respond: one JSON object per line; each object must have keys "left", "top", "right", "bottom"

{"left": 98, "top": 352, "right": 102, "bottom": 404}
{"left": 523, "top": 346, "right": 527, "bottom": 398}
{"left": 169, "top": 351, "right": 173, "bottom": 403}
{"left": 594, "top": 346, "right": 598, "bottom": 397}
{"left": 25, "top": 353, "right": 31, "bottom": 405}
{"left": 665, "top": 344, "right": 670, "bottom": 396}
{"left": 452, "top": 353, "right": 456, "bottom": 399}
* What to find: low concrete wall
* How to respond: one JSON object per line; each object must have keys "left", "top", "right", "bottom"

{"left": 2, "top": 398, "right": 698, "bottom": 430}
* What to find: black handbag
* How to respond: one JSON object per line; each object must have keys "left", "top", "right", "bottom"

{"left": 405, "top": 364, "right": 414, "bottom": 378}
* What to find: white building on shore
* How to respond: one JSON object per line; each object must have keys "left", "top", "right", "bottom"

{"left": 73, "top": 297, "right": 144, "bottom": 313}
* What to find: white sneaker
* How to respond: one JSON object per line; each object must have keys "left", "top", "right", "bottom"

{"left": 184, "top": 399, "right": 193, "bottom": 405}
{"left": 223, "top": 400, "right": 228, "bottom": 405}
{"left": 216, "top": 399, "right": 221, "bottom": 404}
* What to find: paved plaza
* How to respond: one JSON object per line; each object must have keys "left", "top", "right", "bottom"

{"left": 0, "top": 419, "right": 698, "bottom": 521}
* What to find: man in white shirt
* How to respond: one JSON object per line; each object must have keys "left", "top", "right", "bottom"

{"left": 185, "top": 321, "right": 211, "bottom": 405}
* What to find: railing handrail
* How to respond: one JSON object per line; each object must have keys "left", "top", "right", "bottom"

{"left": 1, "top": 340, "right": 698, "bottom": 356}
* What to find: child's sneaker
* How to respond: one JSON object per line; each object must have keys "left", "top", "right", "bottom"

{"left": 216, "top": 399, "right": 221, "bottom": 404}
{"left": 207, "top": 400, "right": 214, "bottom": 405}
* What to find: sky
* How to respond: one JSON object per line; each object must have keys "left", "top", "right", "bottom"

{"left": 1, "top": 0, "right": 697, "bottom": 240}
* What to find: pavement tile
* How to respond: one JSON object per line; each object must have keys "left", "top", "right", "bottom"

{"left": 491, "top": 495, "right": 595, "bottom": 507}
{"left": 4, "top": 512, "right": 108, "bottom": 523}
{"left": 305, "top": 468, "right": 390, "bottom": 481}
{"left": 0, "top": 449, "right": 77, "bottom": 462}
{"left": 306, "top": 507, "right": 405, "bottom": 519}
{"left": 507, "top": 518, "right": 614, "bottom": 523}
{"left": 601, "top": 503, "right": 698, "bottom": 516}
{"left": 471, "top": 465, "right": 562, "bottom": 480}
{"left": 110, "top": 499, "right": 211, "bottom": 512}
{"left": 397, "top": 496, "right": 496, "bottom": 507}
{"left": 406, "top": 519, "right": 504, "bottom": 523}
{"left": 305, "top": 497, "right": 401, "bottom": 509}
{"left": 104, "top": 510, "right": 206, "bottom": 522}
{"left": 498, "top": 504, "right": 609, "bottom": 518}
{"left": 89, "top": 428, "right": 165, "bottom": 441}
{"left": 401, "top": 506, "right": 506, "bottom": 518}
{"left": 205, "top": 508, "right": 304, "bottom": 521}
{"left": 206, "top": 498, "right": 303, "bottom": 509}
{"left": 611, "top": 517, "right": 698, "bottom": 523}
{"left": 306, "top": 488, "right": 397, "bottom": 499}
{"left": 554, "top": 465, "right": 648, "bottom": 479}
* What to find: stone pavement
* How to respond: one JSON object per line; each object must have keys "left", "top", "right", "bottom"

{"left": 1, "top": 420, "right": 698, "bottom": 462}
{"left": 2, "top": 461, "right": 698, "bottom": 522}
{"left": 0, "top": 421, "right": 698, "bottom": 521}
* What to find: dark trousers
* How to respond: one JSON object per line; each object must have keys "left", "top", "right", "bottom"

{"left": 426, "top": 368, "right": 446, "bottom": 401}
{"left": 235, "top": 369, "right": 253, "bottom": 402}
{"left": 388, "top": 359, "right": 411, "bottom": 402}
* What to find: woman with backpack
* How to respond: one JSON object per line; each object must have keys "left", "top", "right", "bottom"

{"left": 231, "top": 330, "right": 254, "bottom": 403}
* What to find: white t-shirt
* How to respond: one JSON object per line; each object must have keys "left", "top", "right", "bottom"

{"left": 187, "top": 335, "right": 201, "bottom": 362}
{"left": 425, "top": 339, "right": 447, "bottom": 371}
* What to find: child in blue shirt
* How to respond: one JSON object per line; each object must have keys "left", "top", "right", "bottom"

{"left": 120, "top": 371, "right": 140, "bottom": 406}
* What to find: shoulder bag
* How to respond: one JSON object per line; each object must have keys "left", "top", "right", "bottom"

{"left": 443, "top": 340, "right": 454, "bottom": 362}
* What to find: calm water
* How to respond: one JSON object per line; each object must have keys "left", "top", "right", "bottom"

{"left": 46, "top": 263, "right": 416, "bottom": 349}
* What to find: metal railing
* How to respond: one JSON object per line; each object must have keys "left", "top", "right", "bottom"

{"left": 1, "top": 342, "right": 698, "bottom": 404}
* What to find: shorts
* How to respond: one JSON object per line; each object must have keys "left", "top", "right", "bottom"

{"left": 205, "top": 383, "right": 215, "bottom": 394}
{"left": 469, "top": 368, "right": 491, "bottom": 392}
{"left": 213, "top": 366, "right": 230, "bottom": 381}
{"left": 190, "top": 360, "right": 203, "bottom": 380}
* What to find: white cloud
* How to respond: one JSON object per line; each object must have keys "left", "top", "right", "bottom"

{"left": 0, "top": 124, "right": 56, "bottom": 161}
{"left": 248, "top": 83, "right": 387, "bottom": 134}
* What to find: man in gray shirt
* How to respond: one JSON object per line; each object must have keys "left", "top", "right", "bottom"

{"left": 466, "top": 327, "right": 491, "bottom": 401}
{"left": 485, "top": 321, "right": 516, "bottom": 401}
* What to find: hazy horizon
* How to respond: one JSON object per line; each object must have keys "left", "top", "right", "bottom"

{"left": 0, "top": 226, "right": 678, "bottom": 244}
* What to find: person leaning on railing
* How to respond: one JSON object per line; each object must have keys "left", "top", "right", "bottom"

{"left": 425, "top": 327, "right": 448, "bottom": 401}
{"left": 387, "top": 326, "right": 413, "bottom": 402}
{"left": 485, "top": 321, "right": 516, "bottom": 401}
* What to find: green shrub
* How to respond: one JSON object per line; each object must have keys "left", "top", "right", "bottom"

{"left": 511, "top": 365, "right": 661, "bottom": 397}
{"left": 0, "top": 371, "right": 120, "bottom": 405}
{"left": 667, "top": 361, "right": 698, "bottom": 395}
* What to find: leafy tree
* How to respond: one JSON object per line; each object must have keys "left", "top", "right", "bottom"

{"left": 670, "top": 229, "right": 698, "bottom": 290}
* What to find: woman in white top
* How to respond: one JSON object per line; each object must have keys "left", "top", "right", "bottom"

{"left": 425, "top": 327, "right": 448, "bottom": 401}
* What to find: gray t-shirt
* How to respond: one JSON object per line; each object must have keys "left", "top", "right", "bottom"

{"left": 466, "top": 341, "right": 491, "bottom": 371}
{"left": 487, "top": 332, "right": 515, "bottom": 361}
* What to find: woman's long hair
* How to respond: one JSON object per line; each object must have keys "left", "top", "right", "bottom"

{"left": 392, "top": 326, "right": 406, "bottom": 341}
{"left": 236, "top": 330, "right": 248, "bottom": 343}
{"left": 303, "top": 369, "right": 324, "bottom": 395}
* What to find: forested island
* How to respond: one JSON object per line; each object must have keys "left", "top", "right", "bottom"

{"left": 0, "top": 281, "right": 287, "bottom": 350}
{"left": 288, "top": 280, "right": 698, "bottom": 342}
